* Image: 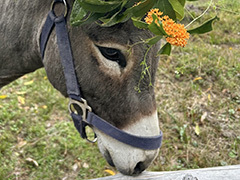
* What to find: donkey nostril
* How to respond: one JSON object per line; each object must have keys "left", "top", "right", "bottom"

{"left": 133, "top": 161, "right": 146, "bottom": 175}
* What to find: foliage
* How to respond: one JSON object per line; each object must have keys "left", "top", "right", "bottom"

{"left": 70, "top": 0, "right": 218, "bottom": 55}
{"left": 71, "top": 0, "right": 187, "bottom": 26}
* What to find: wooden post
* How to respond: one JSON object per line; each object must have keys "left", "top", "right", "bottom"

{"left": 92, "top": 165, "right": 240, "bottom": 180}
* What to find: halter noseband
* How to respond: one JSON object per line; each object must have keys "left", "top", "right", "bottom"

{"left": 40, "top": 0, "right": 163, "bottom": 150}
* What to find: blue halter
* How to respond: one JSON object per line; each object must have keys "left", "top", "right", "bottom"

{"left": 40, "top": 0, "right": 163, "bottom": 150}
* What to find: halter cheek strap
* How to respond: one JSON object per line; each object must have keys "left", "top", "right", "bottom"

{"left": 40, "top": 0, "right": 163, "bottom": 150}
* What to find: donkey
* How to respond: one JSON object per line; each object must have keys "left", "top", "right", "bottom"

{"left": 0, "top": 0, "right": 162, "bottom": 176}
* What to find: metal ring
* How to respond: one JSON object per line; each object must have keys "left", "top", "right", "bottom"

{"left": 86, "top": 136, "right": 98, "bottom": 143}
{"left": 51, "top": 0, "right": 68, "bottom": 17}
{"left": 85, "top": 125, "right": 98, "bottom": 143}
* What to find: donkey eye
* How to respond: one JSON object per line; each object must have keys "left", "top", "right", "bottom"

{"left": 97, "top": 46, "right": 127, "bottom": 68}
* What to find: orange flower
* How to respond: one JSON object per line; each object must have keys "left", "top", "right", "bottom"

{"left": 145, "top": 8, "right": 189, "bottom": 47}
{"left": 145, "top": 8, "right": 163, "bottom": 24}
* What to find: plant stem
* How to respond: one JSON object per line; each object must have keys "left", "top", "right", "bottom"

{"left": 135, "top": 45, "right": 153, "bottom": 92}
{"left": 185, "top": 0, "right": 213, "bottom": 29}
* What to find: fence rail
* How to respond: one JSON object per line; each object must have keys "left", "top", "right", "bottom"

{"left": 92, "top": 165, "right": 240, "bottom": 180}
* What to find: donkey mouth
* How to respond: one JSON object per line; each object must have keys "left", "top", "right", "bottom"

{"left": 98, "top": 136, "right": 150, "bottom": 175}
{"left": 103, "top": 149, "right": 115, "bottom": 167}
{"left": 94, "top": 111, "right": 160, "bottom": 176}
{"left": 103, "top": 149, "right": 147, "bottom": 176}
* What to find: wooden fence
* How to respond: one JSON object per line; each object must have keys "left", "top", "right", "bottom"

{"left": 92, "top": 165, "right": 240, "bottom": 180}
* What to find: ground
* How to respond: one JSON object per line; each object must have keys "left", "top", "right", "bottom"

{"left": 0, "top": 0, "right": 239, "bottom": 179}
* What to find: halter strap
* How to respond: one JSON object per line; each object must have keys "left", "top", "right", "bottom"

{"left": 40, "top": 0, "right": 163, "bottom": 150}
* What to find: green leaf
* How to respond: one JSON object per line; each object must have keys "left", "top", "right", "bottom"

{"left": 187, "top": 16, "right": 219, "bottom": 34}
{"left": 99, "top": 15, "right": 119, "bottom": 27}
{"left": 132, "top": 0, "right": 157, "bottom": 17}
{"left": 99, "top": 1, "right": 127, "bottom": 27}
{"left": 145, "top": 36, "right": 162, "bottom": 45}
{"left": 71, "top": 12, "right": 104, "bottom": 26}
{"left": 158, "top": 43, "right": 172, "bottom": 55}
{"left": 179, "top": 0, "right": 186, "bottom": 6}
{"left": 229, "top": 150, "right": 237, "bottom": 158}
{"left": 168, "top": 0, "right": 185, "bottom": 20}
{"left": 124, "top": 0, "right": 157, "bottom": 18}
{"left": 70, "top": 1, "right": 88, "bottom": 26}
{"left": 131, "top": 17, "right": 148, "bottom": 29}
{"left": 124, "top": 0, "right": 141, "bottom": 8}
{"left": 78, "top": 0, "right": 122, "bottom": 13}
{"left": 148, "top": 14, "right": 168, "bottom": 36}
{"left": 154, "top": 0, "right": 176, "bottom": 20}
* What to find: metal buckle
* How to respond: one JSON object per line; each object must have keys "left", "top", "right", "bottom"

{"left": 51, "top": 0, "right": 68, "bottom": 17}
{"left": 68, "top": 98, "right": 97, "bottom": 143}
{"left": 68, "top": 98, "right": 92, "bottom": 122}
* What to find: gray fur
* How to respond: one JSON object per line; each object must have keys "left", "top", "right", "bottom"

{"left": 0, "top": 0, "right": 46, "bottom": 87}
{"left": 0, "top": 0, "right": 160, "bottom": 128}
{"left": 0, "top": 0, "right": 161, "bottom": 175}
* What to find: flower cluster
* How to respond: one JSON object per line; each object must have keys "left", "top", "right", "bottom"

{"left": 145, "top": 8, "right": 190, "bottom": 47}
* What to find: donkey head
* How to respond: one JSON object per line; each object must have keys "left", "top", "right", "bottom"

{"left": 43, "top": 18, "right": 160, "bottom": 175}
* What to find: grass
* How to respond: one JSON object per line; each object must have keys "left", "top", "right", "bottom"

{"left": 0, "top": 71, "right": 112, "bottom": 180}
{"left": 152, "top": 0, "right": 240, "bottom": 171}
{"left": 0, "top": 0, "right": 239, "bottom": 179}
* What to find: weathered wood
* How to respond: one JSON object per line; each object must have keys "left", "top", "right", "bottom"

{"left": 92, "top": 165, "right": 240, "bottom": 180}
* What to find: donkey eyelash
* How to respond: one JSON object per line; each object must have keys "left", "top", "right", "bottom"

{"left": 96, "top": 46, "right": 127, "bottom": 68}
